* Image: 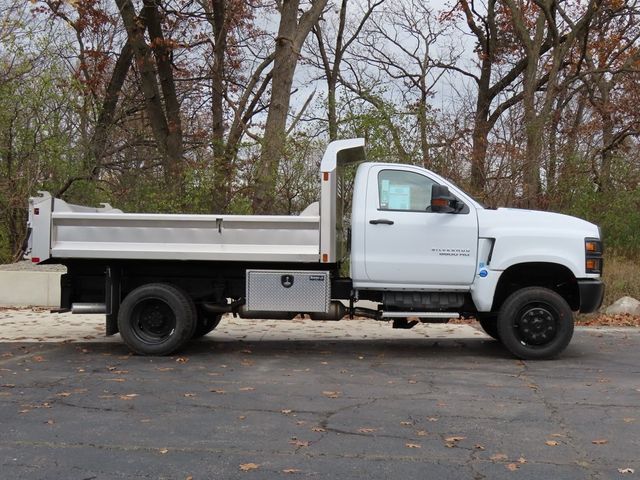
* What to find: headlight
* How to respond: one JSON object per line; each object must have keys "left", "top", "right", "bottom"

{"left": 585, "top": 238, "right": 603, "bottom": 274}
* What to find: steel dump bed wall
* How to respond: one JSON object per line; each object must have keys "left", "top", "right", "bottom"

{"left": 50, "top": 211, "right": 321, "bottom": 262}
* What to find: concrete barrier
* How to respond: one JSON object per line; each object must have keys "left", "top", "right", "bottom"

{"left": 0, "top": 271, "right": 62, "bottom": 307}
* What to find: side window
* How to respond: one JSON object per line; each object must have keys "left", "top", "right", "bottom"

{"left": 378, "top": 170, "right": 437, "bottom": 211}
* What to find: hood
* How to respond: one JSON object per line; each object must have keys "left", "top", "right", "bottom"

{"left": 477, "top": 208, "right": 600, "bottom": 240}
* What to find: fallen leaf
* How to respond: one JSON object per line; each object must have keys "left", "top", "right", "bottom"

{"left": 176, "top": 357, "right": 189, "bottom": 364}
{"left": 239, "top": 387, "right": 255, "bottom": 392}
{"left": 296, "top": 421, "right": 306, "bottom": 426}
{"left": 156, "top": 367, "right": 174, "bottom": 372}
{"left": 545, "top": 440, "right": 559, "bottom": 446}
{"left": 592, "top": 439, "right": 608, "bottom": 445}
{"left": 209, "top": 389, "right": 226, "bottom": 394}
{"left": 239, "top": 463, "right": 259, "bottom": 471}
{"left": 311, "top": 426, "right": 325, "bottom": 432}
{"left": 45, "top": 419, "right": 55, "bottom": 425}
{"left": 289, "top": 440, "right": 309, "bottom": 447}
{"left": 282, "top": 469, "right": 301, "bottom": 474}
{"left": 551, "top": 433, "right": 565, "bottom": 437}
{"left": 490, "top": 453, "right": 508, "bottom": 461}
{"left": 357, "top": 428, "right": 377, "bottom": 433}
{"left": 427, "top": 417, "right": 438, "bottom": 422}
{"left": 281, "top": 409, "right": 293, "bottom": 414}
{"left": 474, "top": 444, "right": 485, "bottom": 450}
{"left": 416, "top": 430, "right": 428, "bottom": 437}
{"left": 506, "top": 463, "right": 519, "bottom": 471}
{"left": 445, "top": 436, "right": 466, "bottom": 442}
{"left": 408, "top": 380, "right": 417, "bottom": 384}
{"left": 238, "top": 416, "right": 246, "bottom": 420}
{"left": 32, "top": 356, "right": 45, "bottom": 362}
{"left": 518, "top": 457, "right": 527, "bottom": 464}
{"left": 623, "top": 418, "right": 635, "bottom": 423}
{"left": 1, "top": 384, "right": 15, "bottom": 388}
{"left": 183, "top": 393, "right": 196, "bottom": 398}
{"left": 159, "top": 448, "right": 169, "bottom": 454}
{"left": 618, "top": 468, "right": 635, "bottom": 474}
{"left": 405, "top": 443, "right": 422, "bottom": 449}
{"left": 322, "top": 391, "right": 340, "bottom": 398}
{"left": 119, "top": 394, "right": 139, "bottom": 400}
{"left": 400, "top": 421, "right": 412, "bottom": 426}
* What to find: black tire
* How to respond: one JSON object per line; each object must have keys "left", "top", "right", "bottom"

{"left": 476, "top": 314, "right": 500, "bottom": 341}
{"left": 118, "top": 283, "right": 197, "bottom": 356}
{"left": 497, "top": 287, "right": 574, "bottom": 360}
{"left": 192, "top": 311, "right": 222, "bottom": 338}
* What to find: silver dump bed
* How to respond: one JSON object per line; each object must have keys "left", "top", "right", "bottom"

{"left": 26, "top": 139, "right": 365, "bottom": 265}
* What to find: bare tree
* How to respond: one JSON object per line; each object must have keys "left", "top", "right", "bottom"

{"left": 310, "top": 0, "right": 384, "bottom": 140}
{"left": 252, "top": 0, "right": 328, "bottom": 214}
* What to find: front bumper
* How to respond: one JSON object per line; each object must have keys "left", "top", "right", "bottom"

{"left": 578, "top": 279, "right": 605, "bottom": 313}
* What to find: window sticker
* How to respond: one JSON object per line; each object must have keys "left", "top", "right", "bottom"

{"left": 388, "top": 185, "right": 411, "bottom": 210}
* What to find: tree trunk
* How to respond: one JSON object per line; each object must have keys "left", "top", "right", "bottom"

{"left": 208, "top": 0, "right": 230, "bottom": 213}
{"left": 91, "top": 40, "right": 133, "bottom": 169}
{"left": 143, "top": 0, "right": 183, "bottom": 176}
{"left": 252, "top": 0, "right": 327, "bottom": 214}
{"left": 116, "top": 0, "right": 179, "bottom": 182}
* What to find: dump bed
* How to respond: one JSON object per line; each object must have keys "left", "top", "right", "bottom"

{"left": 28, "top": 193, "right": 321, "bottom": 263}
{"left": 26, "top": 139, "right": 366, "bottom": 265}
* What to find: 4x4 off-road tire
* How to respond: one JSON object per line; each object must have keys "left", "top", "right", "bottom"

{"left": 118, "top": 283, "right": 197, "bottom": 356}
{"left": 497, "top": 287, "right": 574, "bottom": 360}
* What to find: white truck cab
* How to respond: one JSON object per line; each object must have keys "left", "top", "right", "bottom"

{"left": 26, "top": 138, "right": 604, "bottom": 359}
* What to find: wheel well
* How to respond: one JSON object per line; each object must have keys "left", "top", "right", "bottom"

{"left": 492, "top": 262, "right": 579, "bottom": 312}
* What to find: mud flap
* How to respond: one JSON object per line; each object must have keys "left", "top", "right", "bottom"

{"left": 105, "top": 266, "right": 121, "bottom": 336}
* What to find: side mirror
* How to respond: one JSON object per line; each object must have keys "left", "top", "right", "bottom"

{"left": 430, "top": 185, "right": 463, "bottom": 213}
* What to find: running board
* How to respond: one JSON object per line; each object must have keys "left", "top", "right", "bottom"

{"left": 381, "top": 312, "right": 460, "bottom": 319}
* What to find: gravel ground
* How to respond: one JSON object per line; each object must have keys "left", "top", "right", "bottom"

{"left": 0, "top": 261, "right": 66, "bottom": 272}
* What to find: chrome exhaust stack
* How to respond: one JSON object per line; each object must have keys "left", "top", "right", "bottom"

{"left": 71, "top": 303, "right": 107, "bottom": 314}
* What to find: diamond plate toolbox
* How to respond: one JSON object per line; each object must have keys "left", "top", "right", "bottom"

{"left": 246, "top": 270, "right": 330, "bottom": 312}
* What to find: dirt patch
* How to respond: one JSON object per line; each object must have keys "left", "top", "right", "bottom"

{"left": 576, "top": 313, "right": 640, "bottom": 327}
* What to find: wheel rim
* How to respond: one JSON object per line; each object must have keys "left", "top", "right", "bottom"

{"left": 131, "top": 298, "right": 176, "bottom": 344}
{"left": 514, "top": 304, "right": 558, "bottom": 347}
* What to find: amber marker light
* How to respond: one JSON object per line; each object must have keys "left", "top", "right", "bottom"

{"left": 585, "top": 241, "right": 599, "bottom": 253}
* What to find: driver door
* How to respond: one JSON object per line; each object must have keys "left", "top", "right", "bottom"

{"left": 364, "top": 166, "right": 478, "bottom": 286}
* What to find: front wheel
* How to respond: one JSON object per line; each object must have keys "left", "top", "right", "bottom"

{"left": 476, "top": 314, "right": 500, "bottom": 341}
{"left": 497, "top": 287, "right": 574, "bottom": 360}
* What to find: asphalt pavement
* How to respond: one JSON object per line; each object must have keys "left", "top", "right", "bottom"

{"left": 0, "top": 311, "right": 639, "bottom": 479}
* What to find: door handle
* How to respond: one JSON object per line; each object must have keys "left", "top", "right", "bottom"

{"left": 369, "top": 219, "right": 394, "bottom": 225}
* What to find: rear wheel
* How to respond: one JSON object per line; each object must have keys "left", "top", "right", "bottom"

{"left": 192, "top": 311, "right": 223, "bottom": 338}
{"left": 497, "top": 287, "right": 574, "bottom": 360}
{"left": 118, "top": 283, "right": 197, "bottom": 356}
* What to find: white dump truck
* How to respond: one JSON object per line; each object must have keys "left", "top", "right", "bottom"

{"left": 26, "top": 138, "right": 604, "bottom": 359}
